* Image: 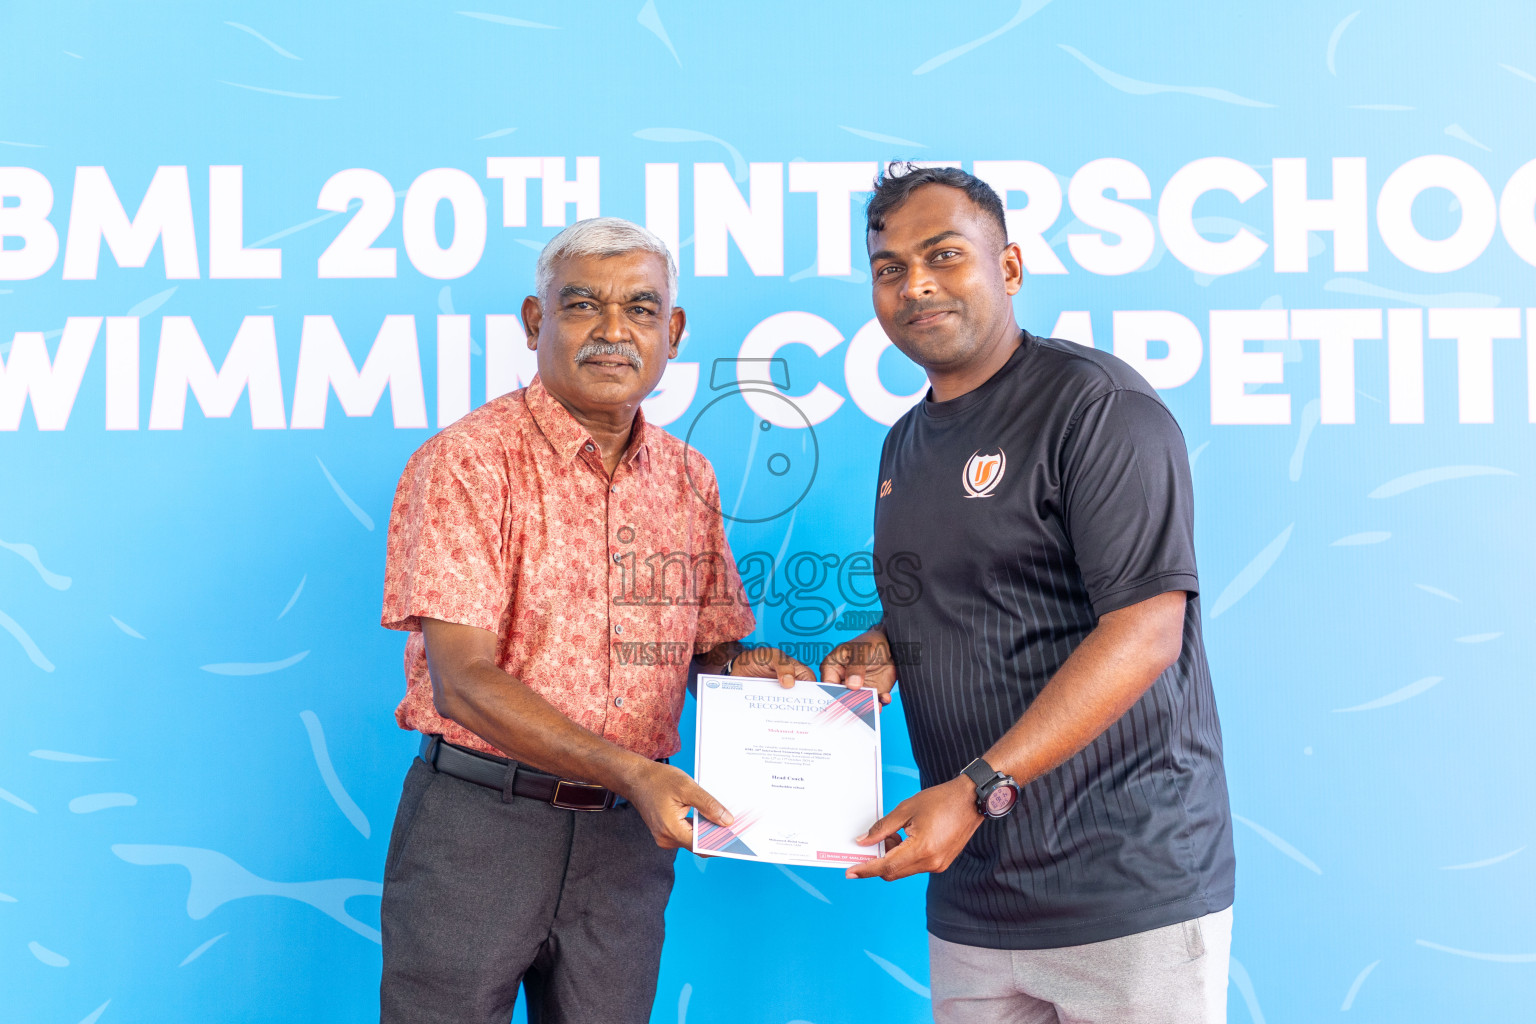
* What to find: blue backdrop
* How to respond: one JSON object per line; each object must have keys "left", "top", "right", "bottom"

{"left": 4, "top": 3, "right": 1534, "bottom": 1022}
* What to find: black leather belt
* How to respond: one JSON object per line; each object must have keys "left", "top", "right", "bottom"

{"left": 419, "top": 734, "right": 621, "bottom": 811}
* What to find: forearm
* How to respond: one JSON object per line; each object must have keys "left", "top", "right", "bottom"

{"left": 432, "top": 659, "right": 655, "bottom": 796}
{"left": 982, "top": 594, "right": 1184, "bottom": 787}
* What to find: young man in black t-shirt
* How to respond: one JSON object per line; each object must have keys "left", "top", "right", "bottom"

{"left": 823, "top": 166, "right": 1235, "bottom": 1023}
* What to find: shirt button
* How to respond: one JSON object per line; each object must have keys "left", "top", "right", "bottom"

{"left": 614, "top": 696, "right": 625, "bottom": 708}
{"left": 584, "top": 443, "right": 595, "bottom": 452}
{"left": 612, "top": 552, "right": 622, "bottom": 562}
{"left": 614, "top": 624, "right": 624, "bottom": 635}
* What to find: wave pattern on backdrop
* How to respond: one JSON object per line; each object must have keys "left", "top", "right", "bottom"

{"left": 1, "top": 2, "right": 1532, "bottom": 1021}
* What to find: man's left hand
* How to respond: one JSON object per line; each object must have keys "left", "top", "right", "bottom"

{"left": 728, "top": 645, "right": 817, "bottom": 689}
{"left": 844, "top": 776, "right": 984, "bottom": 881}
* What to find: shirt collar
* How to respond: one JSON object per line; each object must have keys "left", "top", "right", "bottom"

{"left": 526, "top": 374, "right": 651, "bottom": 467}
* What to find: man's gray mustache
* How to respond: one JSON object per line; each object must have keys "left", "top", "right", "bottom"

{"left": 574, "top": 341, "right": 644, "bottom": 371}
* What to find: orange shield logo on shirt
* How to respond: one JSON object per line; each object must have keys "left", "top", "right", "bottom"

{"left": 962, "top": 449, "right": 1006, "bottom": 498}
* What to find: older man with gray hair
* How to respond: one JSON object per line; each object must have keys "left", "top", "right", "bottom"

{"left": 378, "top": 217, "right": 812, "bottom": 1024}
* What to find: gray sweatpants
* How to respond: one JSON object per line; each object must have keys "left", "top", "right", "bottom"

{"left": 929, "top": 907, "right": 1233, "bottom": 1024}
{"left": 379, "top": 757, "right": 677, "bottom": 1024}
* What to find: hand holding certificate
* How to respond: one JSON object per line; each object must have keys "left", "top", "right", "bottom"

{"left": 693, "top": 674, "right": 884, "bottom": 868}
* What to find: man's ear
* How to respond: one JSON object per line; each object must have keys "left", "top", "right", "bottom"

{"left": 1001, "top": 242, "right": 1024, "bottom": 297}
{"left": 520, "top": 295, "right": 542, "bottom": 349}
{"left": 668, "top": 306, "right": 686, "bottom": 359}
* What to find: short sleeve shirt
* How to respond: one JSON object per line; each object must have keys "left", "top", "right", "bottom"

{"left": 382, "top": 376, "right": 756, "bottom": 761}
{"left": 873, "top": 333, "right": 1235, "bottom": 950}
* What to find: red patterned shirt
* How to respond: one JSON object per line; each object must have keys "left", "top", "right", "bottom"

{"left": 382, "top": 375, "right": 755, "bottom": 761}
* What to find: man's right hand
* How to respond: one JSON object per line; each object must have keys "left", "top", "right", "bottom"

{"left": 820, "top": 626, "right": 898, "bottom": 705}
{"left": 624, "top": 760, "right": 735, "bottom": 851}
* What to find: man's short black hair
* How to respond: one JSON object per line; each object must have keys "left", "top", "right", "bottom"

{"left": 865, "top": 163, "right": 1008, "bottom": 245}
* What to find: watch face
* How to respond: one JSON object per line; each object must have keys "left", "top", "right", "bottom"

{"left": 984, "top": 783, "right": 1017, "bottom": 817}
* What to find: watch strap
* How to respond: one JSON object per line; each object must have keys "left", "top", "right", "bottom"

{"left": 961, "top": 756, "right": 996, "bottom": 790}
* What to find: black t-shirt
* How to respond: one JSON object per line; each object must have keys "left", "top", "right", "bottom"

{"left": 873, "top": 331, "right": 1235, "bottom": 950}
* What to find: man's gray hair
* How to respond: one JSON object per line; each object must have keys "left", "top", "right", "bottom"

{"left": 534, "top": 217, "right": 679, "bottom": 303}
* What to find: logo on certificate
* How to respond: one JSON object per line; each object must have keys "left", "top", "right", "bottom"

{"left": 705, "top": 679, "right": 720, "bottom": 688}
{"left": 962, "top": 449, "right": 1006, "bottom": 498}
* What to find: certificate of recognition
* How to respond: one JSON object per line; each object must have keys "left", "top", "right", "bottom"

{"left": 692, "top": 675, "right": 884, "bottom": 869}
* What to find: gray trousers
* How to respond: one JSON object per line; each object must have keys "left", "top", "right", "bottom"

{"left": 379, "top": 757, "right": 677, "bottom": 1024}
{"left": 929, "top": 907, "right": 1234, "bottom": 1024}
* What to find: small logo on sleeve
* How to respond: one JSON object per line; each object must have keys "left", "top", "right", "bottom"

{"left": 878, "top": 478, "right": 893, "bottom": 498}
{"left": 962, "top": 449, "right": 1006, "bottom": 498}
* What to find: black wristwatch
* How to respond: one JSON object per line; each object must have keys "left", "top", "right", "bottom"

{"left": 960, "top": 757, "right": 1020, "bottom": 819}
